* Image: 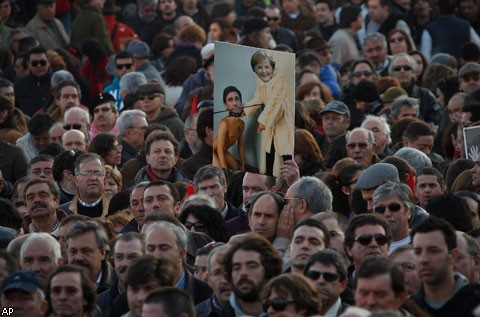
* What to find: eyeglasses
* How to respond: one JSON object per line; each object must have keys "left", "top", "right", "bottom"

{"left": 116, "top": 63, "right": 132, "bottom": 70}
{"left": 263, "top": 298, "right": 296, "bottom": 312}
{"left": 374, "top": 202, "right": 402, "bottom": 214}
{"left": 76, "top": 170, "right": 105, "bottom": 177}
{"left": 354, "top": 233, "right": 389, "bottom": 246}
{"left": 353, "top": 70, "right": 373, "bottom": 77}
{"left": 266, "top": 16, "right": 280, "bottom": 21}
{"left": 397, "top": 262, "right": 416, "bottom": 272}
{"left": 346, "top": 142, "right": 369, "bottom": 149}
{"left": 389, "top": 36, "right": 405, "bottom": 43}
{"left": 63, "top": 124, "right": 82, "bottom": 130}
{"left": 140, "top": 94, "right": 161, "bottom": 101}
{"left": 184, "top": 220, "right": 206, "bottom": 231}
{"left": 305, "top": 270, "right": 340, "bottom": 282}
{"left": 392, "top": 65, "right": 413, "bottom": 72}
{"left": 31, "top": 59, "right": 47, "bottom": 67}
{"left": 461, "top": 74, "right": 480, "bottom": 82}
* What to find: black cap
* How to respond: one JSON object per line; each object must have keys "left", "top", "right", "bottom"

{"left": 241, "top": 18, "right": 269, "bottom": 36}
{"left": 89, "top": 93, "right": 116, "bottom": 115}
{"left": 2, "top": 271, "right": 44, "bottom": 294}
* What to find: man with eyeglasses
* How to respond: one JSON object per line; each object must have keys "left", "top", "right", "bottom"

{"left": 411, "top": 216, "right": 480, "bottom": 316}
{"left": 60, "top": 153, "right": 109, "bottom": 218}
{"left": 14, "top": 46, "right": 53, "bottom": 117}
{"left": 104, "top": 51, "right": 134, "bottom": 112}
{"left": 389, "top": 53, "right": 440, "bottom": 125}
{"left": 304, "top": 250, "right": 350, "bottom": 316}
{"left": 389, "top": 245, "right": 421, "bottom": 296}
{"left": 346, "top": 127, "right": 378, "bottom": 168}
{"left": 344, "top": 214, "right": 392, "bottom": 285}
{"left": 372, "top": 182, "right": 413, "bottom": 253}
{"left": 27, "top": 154, "right": 55, "bottom": 182}
{"left": 312, "top": 212, "right": 349, "bottom": 255}
{"left": 64, "top": 107, "right": 91, "bottom": 141}
{"left": 88, "top": 93, "right": 119, "bottom": 141}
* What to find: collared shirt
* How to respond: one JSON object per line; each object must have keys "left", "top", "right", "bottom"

{"left": 95, "top": 271, "right": 103, "bottom": 290}
{"left": 221, "top": 201, "right": 228, "bottom": 218}
{"left": 78, "top": 196, "right": 102, "bottom": 208}
{"left": 325, "top": 298, "right": 342, "bottom": 317}
{"left": 176, "top": 269, "right": 186, "bottom": 289}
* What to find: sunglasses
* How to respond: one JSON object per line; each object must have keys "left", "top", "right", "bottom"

{"left": 305, "top": 270, "right": 339, "bottom": 282}
{"left": 94, "top": 106, "right": 112, "bottom": 114}
{"left": 392, "top": 65, "right": 413, "bottom": 72}
{"left": 354, "top": 233, "right": 389, "bottom": 246}
{"left": 266, "top": 16, "right": 280, "bottom": 21}
{"left": 353, "top": 70, "right": 373, "bottom": 77}
{"left": 389, "top": 36, "right": 404, "bottom": 43}
{"left": 116, "top": 63, "right": 132, "bottom": 70}
{"left": 184, "top": 220, "right": 206, "bottom": 231}
{"left": 63, "top": 124, "right": 82, "bottom": 130}
{"left": 374, "top": 202, "right": 402, "bottom": 214}
{"left": 31, "top": 59, "right": 47, "bottom": 67}
{"left": 263, "top": 298, "right": 295, "bottom": 312}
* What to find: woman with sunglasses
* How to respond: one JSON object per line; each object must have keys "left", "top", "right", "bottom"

{"left": 387, "top": 28, "right": 415, "bottom": 55}
{"left": 178, "top": 204, "right": 230, "bottom": 242}
{"left": 262, "top": 273, "right": 321, "bottom": 317}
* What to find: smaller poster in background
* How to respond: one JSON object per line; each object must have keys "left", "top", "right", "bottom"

{"left": 463, "top": 125, "right": 480, "bottom": 160}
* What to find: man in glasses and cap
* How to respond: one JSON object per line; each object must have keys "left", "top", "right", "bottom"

{"left": 372, "top": 182, "right": 414, "bottom": 253}
{"left": 1, "top": 270, "right": 48, "bottom": 317}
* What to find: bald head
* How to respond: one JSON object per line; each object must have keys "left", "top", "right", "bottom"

{"left": 62, "top": 130, "right": 87, "bottom": 152}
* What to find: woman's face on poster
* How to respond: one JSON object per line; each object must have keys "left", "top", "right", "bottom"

{"left": 254, "top": 58, "right": 273, "bottom": 83}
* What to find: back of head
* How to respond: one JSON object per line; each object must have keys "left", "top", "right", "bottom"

{"left": 425, "top": 192, "right": 473, "bottom": 232}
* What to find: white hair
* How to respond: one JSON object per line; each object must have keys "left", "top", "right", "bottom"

{"left": 20, "top": 232, "right": 62, "bottom": 264}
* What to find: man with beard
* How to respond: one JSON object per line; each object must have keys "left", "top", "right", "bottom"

{"left": 60, "top": 153, "right": 109, "bottom": 218}
{"left": 98, "top": 232, "right": 145, "bottom": 316}
{"left": 304, "top": 250, "right": 349, "bottom": 316}
{"left": 318, "top": 101, "right": 350, "bottom": 157}
{"left": 411, "top": 216, "right": 480, "bottom": 316}
{"left": 66, "top": 220, "right": 116, "bottom": 293}
{"left": 220, "top": 233, "right": 283, "bottom": 317}
{"left": 289, "top": 218, "right": 329, "bottom": 274}
{"left": 196, "top": 244, "right": 233, "bottom": 316}
{"left": 372, "top": 182, "right": 413, "bottom": 253}
{"left": 23, "top": 178, "right": 67, "bottom": 234}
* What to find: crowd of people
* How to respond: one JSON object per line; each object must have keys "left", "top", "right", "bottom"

{"left": 1, "top": 0, "right": 480, "bottom": 316}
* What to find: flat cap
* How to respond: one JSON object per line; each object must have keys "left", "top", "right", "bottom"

{"left": 355, "top": 163, "right": 400, "bottom": 190}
